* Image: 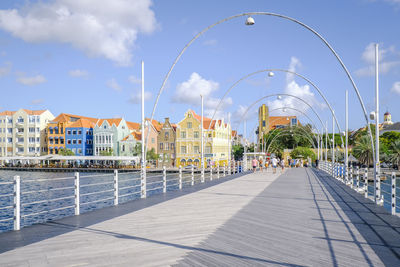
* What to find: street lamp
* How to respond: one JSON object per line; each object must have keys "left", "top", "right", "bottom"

{"left": 245, "top": 16, "right": 255, "bottom": 25}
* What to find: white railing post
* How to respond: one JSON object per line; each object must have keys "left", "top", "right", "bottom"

{"left": 201, "top": 166, "right": 205, "bottom": 183}
{"left": 391, "top": 172, "right": 396, "bottom": 215}
{"left": 114, "top": 170, "right": 118, "bottom": 206}
{"left": 217, "top": 163, "right": 220, "bottom": 179}
{"left": 228, "top": 161, "right": 231, "bottom": 176}
{"left": 356, "top": 166, "right": 360, "bottom": 191}
{"left": 74, "top": 172, "right": 80, "bottom": 215}
{"left": 223, "top": 163, "right": 226, "bottom": 177}
{"left": 141, "top": 166, "right": 146, "bottom": 199}
{"left": 364, "top": 168, "right": 368, "bottom": 198}
{"left": 376, "top": 171, "right": 381, "bottom": 204}
{"left": 163, "top": 166, "right": 167, "bottom": 193}
{"left": 210, "top": 166, "right": 213, "bottom": 181}
{"left": 191, "top": 166, "right": 194, "bottom": 186}
{"left": 13, "top": 175, "right": 20, "bottom": 231}
{"left": 179, "top": 166, "right": 182, "bottom": 189}
{"left": 349, "top": 165, "right": 353, "bottom": 188}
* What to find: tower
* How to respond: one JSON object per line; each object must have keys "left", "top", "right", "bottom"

{"left": 383, "top": 111, "right": 393, "bottom": 125}
{"left": 258, "top": 104, "right": 269, "bottom": 144}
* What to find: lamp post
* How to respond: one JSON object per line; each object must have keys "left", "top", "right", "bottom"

{"left": 201, "top": 94, "right": 204, "bottom": 171}
{"left": 345, "top": 90, "right": 349, "bottom": 183}
{"left": 141, "top": 61, "right": 146, "bottom": 199}
{"left": 374, "top": 43, "right": 381, "bottom": 203}
{"left": 332, "top": 113, "right": 335, "bottom": 177}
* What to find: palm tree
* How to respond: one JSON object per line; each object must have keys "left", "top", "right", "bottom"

{"left": 353, "top": 135, "right": 373, "bottom": 166}
{"left": 389, "top": 140, "right": 400, "bottom": 170}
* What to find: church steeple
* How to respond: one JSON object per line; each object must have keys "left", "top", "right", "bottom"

{"left": 383, "top": 111, "right": 393, "bottom": 125}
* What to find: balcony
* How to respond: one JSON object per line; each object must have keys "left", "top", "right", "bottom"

{"left": 16, "top": 142, "right": 24, "bottom": 146}
{"left": 16, "top": 131, "right": 24, "bottom": 136}
{"left": 16, "top": 121, "right": 24, "bottom": 127}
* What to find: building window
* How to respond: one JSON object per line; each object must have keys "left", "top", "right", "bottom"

{"left": 29, "top": 127, "right": 35, "bottom": 133}
{"left": 170, "top": 143, "right": 174, "bottom": 150}
{"left": 67, "top": 139, "right": 71, "bottom": 144}
{"left": 78, "top": 139, "right": 82, "bottom": 144}
{"left": 205, "top": 146, "right": 211, "bottom": 154}
{"left": 7, "top": 137, "right": 12, "bottom": 143}
{"left": 49, "top": 128, "right": 53, "bottom": 134}
{"left": 7, "top": 128, "right": 12, "bottom": 134}
{"left": 291, "top": 118, "right": 297, "bottom": 126}
{"left": 194, "top": 131, "right": 199, "bottom": 138}
{"left": 194, "top": 146, "right": 199, "bottom": 153}
{"left": 60, "top": 139, "right": 64, "bottom": 144}
{"left": 78, "top": 149, "right": 82, "bottom": 154}
{"left": 67, "top": 130, "right": 71, "bottom": 135}
{"left": 187, "top": 122, "right": 192, "bottom": 128}
{"left": 262, "top": 120, "right": 266, "bottom": 127}
{"left": 55, "top": 138, "right": 59, "bottom": 144}
{"left": 72, "top": 139, "right": 77, "bottom": 144}
{"left": 165, "top": 131, "right": 169, "bottom": 139}
{"left": 49, "top": 139, "right": 53, "bottom": 144}
{"left": 181, "top": 146, "right": 186, "bottom": 154}
{"left": 72, "top": 130, "right": 77, "bottom": 135}
{"left": 29, "top": 147, "right": 35, "bottom": 152}
{"left": 17, "top": 117, "right": 24, "bottom": 123}
{"left": 122, "top": 145, "right": 125, "bottom": 152}
{"left": 78, "top": 130, "right": 82, "bottom": 135}
{"left": 165, "top": 143, "right": 169, "bottom": 150}
{"left": 151, "top": 138, "right": 155, "bottom": 144}
{"left": 55, "top": 128, "right": 59, "bottom": 134}
{"left": 160, "top": 143, "right": 163, "bottom": 150}
{"left": 36, "top": 137, "right": 40, "bottom": 143}
{"left": 181, "top": 131, "right": 186, "bottom": 138}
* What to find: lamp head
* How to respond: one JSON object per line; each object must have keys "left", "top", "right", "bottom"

{"left": 245, "top": 16, "right": 255, "bottom": 25}
{"left": 282, "top": 108, "right": 287, "bottom": 112}
{"left": 277, "top": 95, "right": 282, "bottom": 100}
{"left": 268, "top": 71, "right": 274, "bottom": 77}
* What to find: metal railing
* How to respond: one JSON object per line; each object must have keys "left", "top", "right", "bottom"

{"left": 0, "top": 161, "right": 247, "bottom": 232}
{"left": 318, "top": 160, "right": 399, "bottom": 216}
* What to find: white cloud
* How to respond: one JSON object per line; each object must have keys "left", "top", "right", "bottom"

{"left": 107, "top": 78, "right": 122, "bottom": 92}
{"left": 173, "top": 72, "right": 233, "bottom": 120}
{"left": 0, "top": 61, "right": 11, "bottom": 77}
{"left": 203, "top": 39, "right": 217, "bottom": 46}
{"left": 0, "top": 0, "right": 157, "bottom": 66}
{"left": 356, "top": 43, "right": 400, "bottom": 77}
{"left": 69, "top": 69, "right": 88, "bottom": 77}
{"left": 129, "top": 90, "right": 152, "bottom": 104}
{"left": 17, "top": 75, "right": 46, "bottom": 86}
{"left": 232, "top": 105, "right": 257, "bottom": 124}
{"left": 128, "top": 75, "right": 141, "bottom": 84}
{"left": 267, "top": 57, "right": 326, "bottom": 116}
{"left": 31, "top": 99, "right": 44, "bottom": 105}
{"left": 391, "top": 81, "right": 400, "bottom": 94}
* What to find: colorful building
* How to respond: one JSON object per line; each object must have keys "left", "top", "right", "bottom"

{"left": 0, "top": 109, "right": 54, "bottom": 157}
{"left": 65, "top": 118, "right": 95, "bottom": 156}
{"left": 119, "top": 132, "right": 141, "bottom": 157}
{"left": 175, "top": 109, "right": 231, "bottom": 168}
{"left": 157, "top": 118, "right": 176, "bottom": 167}
{"left": 93, "top": 118, "right": 131, "bottom": 156}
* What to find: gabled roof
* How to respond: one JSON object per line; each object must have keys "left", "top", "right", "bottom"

{"left": 0, "top": 110, "right": 16, "bottom": 116}
{"left": 144, "top": 118, "right": 163, "bottom": 132}
{"left": 232, "top": 130, "right": 238, "bottom": 137}
{"left": 52, "top": 113, "right": 98, "bottom": 124}
{"left": 127, "top": 121, "right": 140, "bottom": 131}
{"left": 269, "top": 116, "right": 297, "bottom": 129}
{"left": 68, "top": 118, "right": 95, "bottom": 128}
{"left": 21, "top": 109, "right": 47, "bottom": 115}
{"left": 97, "top": 118, "right": 123, "bottom": 127}
{"left": 188, "top": 109, "right": 215, "bottom": 129}
{"left": 122, "top": 132, "right": 142, "bottom": 142}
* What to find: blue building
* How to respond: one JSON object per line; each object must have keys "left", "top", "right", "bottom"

{"left": 65, "top": 118, "right": 95, "bottom": 156}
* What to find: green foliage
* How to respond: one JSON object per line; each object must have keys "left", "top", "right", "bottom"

{"left": 290, "top": 146, "right": 316, "bottom": 161}
{"left": 232, "top": 144, "right": 244, "bottom": 160}
{"left": 58, "top": 148, "right": 75, "bottom": 156}
{"left": 353, "top": 135, "right": 373, "bottom": 166}
{"left": 132, "top": 143, "right": 142, "bottom": 156}
{"left": 147, "top": 148, "right": 159, "bottom": 161}
{"left": 100, "top": 148, "right": 113, "bottom": 156}
{"left": 389, "top": 140, "right": 400, "bottom": 170}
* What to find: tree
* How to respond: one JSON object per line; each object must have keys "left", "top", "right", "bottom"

{"left": 147, "top": 148, "right": 159, "bottom": 161}
{"left": 232, "top": 144, "right": 244, "bottom": 160}
{"left": 58, "top": 148, "right": 75, "bottom": 156}
{"left": 353, "top": 135, "right": 373, "bottom": 166}
{"left": 100, "top": 148, "right": 113, "bottom": 156}
{"left": 132, "top": 143, "right": 142, "bottom": 156}
{"left": 290, "top": 146, "right": 316, "bottom": 161}
{"left": 389, "top": 140, "right": 400, "bottom": 170}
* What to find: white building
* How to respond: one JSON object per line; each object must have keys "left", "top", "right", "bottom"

{"left": 0, "top": 109, "right": 54, "bottom": 157}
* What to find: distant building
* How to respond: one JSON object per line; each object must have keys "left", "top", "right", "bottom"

{"left": 383, "top": 111, "right": 393, "bottom": 125}
{"left": 119, "top": 132, "right": 141, "bottom": 157}
{"left": 380, "top": 111, "right": 400, "bottom": 135}
{"left": 157, "top": 118, "right": 176, "bottom": 167}
{"left": 93, "top": 118, "right": 131, "bottom": 156}
{"left": 0, "top": 109, "right": 54, "bottom": 157}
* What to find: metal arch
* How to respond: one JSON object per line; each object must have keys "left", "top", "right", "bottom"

{"left": 146, "top": 11, "right": 374, "bottom": 163}
{"left": 266, "top": 131, "right": 317, "bottom": 156}
{"left": 208, "top": 69, "right": 343, "bottom": 145}
{"left": 264, "top": 127, "right": 319, "bottom": 152}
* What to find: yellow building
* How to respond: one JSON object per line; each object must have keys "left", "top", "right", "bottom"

{"left": 258, "top": 104, "right": 269, "bottom": 143}
{"left": 175, "top": 109, "right": 231, "bottom": 168}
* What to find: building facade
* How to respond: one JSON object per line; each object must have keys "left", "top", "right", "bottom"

{"left": 0, "top": 109, "right": 54, "bottom": 157}
{"left": 65, "top": 119, "right": 95, "bottom": 156}
{"left": 157, "top": 118, "right": 176, "bottom": 167}
{"left": 93, "top": 118, "right": 131, "bottom": 156}
{"left": 175, "top": 110, "right": 231, "bottom": 168}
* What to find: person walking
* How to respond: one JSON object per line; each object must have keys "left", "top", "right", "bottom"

{"left": 259, "top": 157, "right": 263, "bottom": 172}
{"left": 271, "top": 157, "right": 278, "bottom": 174}
{"left": 252, "top": 158, "right": 258, "bottom": 173}
{"left": 280, "top": 158, "right": 285, "bottom": 172}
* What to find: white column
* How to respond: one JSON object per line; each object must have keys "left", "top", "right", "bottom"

{"left": 325, "top": 121, "right": 328, "bottom": 161}
{"left": 141, "top": 60, "right": 146, "bottom": 199}
{"left": 332, "top": 114, "right": 335, "bottom": 177}
{"left": 345, "top": 90, "right": 349, "bottom": 184}
{"left": 374, "top": 43, "right": 381, "bottom": 203}
{"left": 74, "top": 172, "right": 80, "bottom": 215}
{"left": 201, "top": 95, "right": 204, "bottom": 170}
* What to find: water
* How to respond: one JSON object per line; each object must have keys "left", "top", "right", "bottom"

{"left": 0, "top": 170, "right": 197, "bottom": 233}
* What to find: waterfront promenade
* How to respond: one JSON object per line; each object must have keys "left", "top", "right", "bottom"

{"left": 1, "top": 168, "right": 400, "bottom": 266}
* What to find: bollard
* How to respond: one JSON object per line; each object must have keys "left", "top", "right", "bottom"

{"left": 191, "top": 166, "right": 194, "bottom": 186}
{"left": 163, "top": 166, "right": 167, "bottom": 193}
{"left": 210, "top": 166, "right": 213, "bottom": 181}
{"left": 217, "top": 163, "right": 220, "bottom": 179}
{"left": 114, "top": 170, "right": 119, "bottom": 206}
{"left": 391, "top": 172, "right": 396, "bottom": 215}
{"left": 13, "top": 175, "right": 20, "bottom": 231}
{"left": 223, "top": 163, "right": 226, "bottom": 177}
{"left": 74, "top": 172, "right": 80, "bottom": 215}
{"left": 364, "top": 168, "right": 368, "bottom": 198}
{"left": 201, "top": 166, "right": 205, "bottom": 183}
{"left": 179, "top": 166, "right": 182, "bottom": 189}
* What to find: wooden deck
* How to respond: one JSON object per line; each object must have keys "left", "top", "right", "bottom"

{"left": 1, "top": 168, "right": 399, "bottom": 266}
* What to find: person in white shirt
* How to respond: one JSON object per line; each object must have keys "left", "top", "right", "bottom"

{"left": 271, "top": 157, "right": 278, "bottom": 174}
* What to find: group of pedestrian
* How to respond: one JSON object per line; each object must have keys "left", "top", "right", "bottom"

{"left": 252, "top": 157, "right": 285, "bottom": 174}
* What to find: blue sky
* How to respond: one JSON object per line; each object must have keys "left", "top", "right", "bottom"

{"left": 0, "top": 0, "right": 399, "bottom": 140}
